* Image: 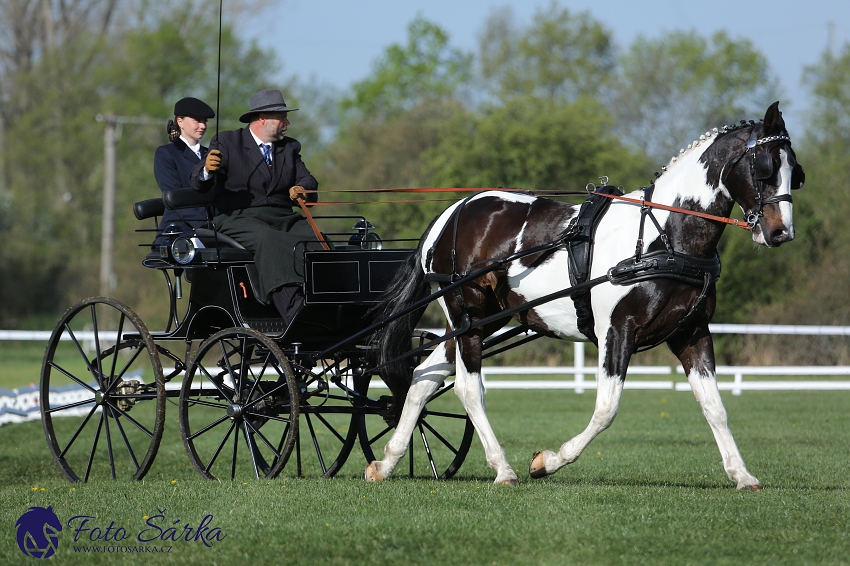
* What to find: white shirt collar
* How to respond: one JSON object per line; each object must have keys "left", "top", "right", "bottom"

{"left": 179, "top": 135, "right": 202, "bottom": 156}
{"left": 248, "top": 129, "right": 267, "bottom": 148}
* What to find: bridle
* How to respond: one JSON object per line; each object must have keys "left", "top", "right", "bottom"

{"left": 720, "top": 124, "right": 805, "bottom": 229}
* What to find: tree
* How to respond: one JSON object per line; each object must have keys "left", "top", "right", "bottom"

{"left": 478, "top": 3, "right": 615, "bottom": 103}
{"left": 609, "top": 30, "right": 783, "bottom": 163}
{"left": 340, "top": 16, "right": 473, "bottom": 121}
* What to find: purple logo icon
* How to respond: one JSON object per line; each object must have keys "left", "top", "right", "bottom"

{"left": 16, "top": 506, "right": 62, "bottom": 558}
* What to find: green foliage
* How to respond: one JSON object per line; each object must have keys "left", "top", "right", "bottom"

{"left": 340, "top": 16, "right": 473, "bottom": 121}
{"left": 611, "top": 30, "right": 783, "bottom": 161}
{"left": 479, "top": 4, "right": 615, "bottom": 102}
{"left": 426, "top": 96, "right": 650, "bottom": 192}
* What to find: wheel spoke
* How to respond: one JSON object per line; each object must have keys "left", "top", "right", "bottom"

{"left": 47, "top": 361, "right": 97, "bottom": 393}
{"left": 58, "top": 405, "right": 99, "bottom": 458}
{"left": 110, "top": 411, "right": 141, "bottom": 472}
{"left": 420, "top": 418, "right": 459, "bottom": 455}
{"left": 91, "top": 304, "right": 104, "bottom": 388}
{"left": 101, "top": 400, "right": 154, "bottom": 438}
{"left": 204, "top": 420, "right": 236, "bottom": 475}
{"left": 242, "top": 423, "right": 262, "bottom": 480}
{"left": 83, "top": 412, "right": 106, "bottom": 482}
{"left": 422, "top": 410, "right": 468, "bottom": 420}
{"left": 305, "top": 414, "right": 327, "bottom": 474}
{"left": 103, "top": 406, "right": 117, "bottom": 480}
{"left": 314, "top": 412, "right": 347, "bottom": 444}
{"left": 45, "top": 397, "right": 96, "bottom": 415}
{"left": 418, "top": 423, "right": 439, "bottom": 479}
{"left": 368, "top": 425, "right": 393, "bottom": 446}
{"left": 188, "top": 414, "right": 231, "bottom": 441}
{"left": 106, "top": 314, "right": 126, "bottom": 389}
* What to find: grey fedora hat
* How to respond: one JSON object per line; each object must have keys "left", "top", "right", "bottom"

{"left": 239, "top": 89, "right": 298, "bottom": 123}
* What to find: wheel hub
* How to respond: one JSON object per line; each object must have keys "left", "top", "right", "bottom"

{"left": 227, "top": 403, "right": 244, "bottom": 419}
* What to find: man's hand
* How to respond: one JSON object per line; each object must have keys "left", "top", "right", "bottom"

{"left": 205, "top": 149, "right": 222, "bottom": 173}
{"left": 289, "top": 185, "right": 306, "bottom": 201}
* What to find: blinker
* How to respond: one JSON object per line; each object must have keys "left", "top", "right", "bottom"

{"left": 791, "top": 164, "right": 805, "bottom": 190}
{"left": 753, "top": 152, "right": 774, "bottom": 180}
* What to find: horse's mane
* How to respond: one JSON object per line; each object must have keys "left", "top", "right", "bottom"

{"left": 649, "top": 120, "right": 759, "bottom": 186}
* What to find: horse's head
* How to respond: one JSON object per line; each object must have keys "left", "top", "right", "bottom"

{"left": 719, "top": 101, "right": 805, "bottom": 247}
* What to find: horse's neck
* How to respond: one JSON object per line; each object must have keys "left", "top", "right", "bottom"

{"left": 649, "top": 143, "right": 735, "bottom": 257}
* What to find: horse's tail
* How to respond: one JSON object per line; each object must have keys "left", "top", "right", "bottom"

{"left": 370, "top": 241, "right": 430, "bottom": 401}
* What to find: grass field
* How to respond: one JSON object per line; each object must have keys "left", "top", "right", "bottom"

{"left": 1, "top": 386, "right": 848, "bottom": 565}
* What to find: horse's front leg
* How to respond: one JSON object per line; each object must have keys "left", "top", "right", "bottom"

{"left": 674, "top": 327, "right": 762, "bottom": 490}
{"left": 365, "top": 342, "right": 453, "bottom": 482}
{"left": 530, "top": 332, "right": 627, "bottom": 478}
{"left": 453, "top": 333, "right": 518, "bottom": 485}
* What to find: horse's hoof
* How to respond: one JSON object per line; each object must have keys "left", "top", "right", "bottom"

{"left": 738, "top": 482, "right": 763, "bottom": 491}
{"left": 495, "top": 477, "right": 519, "bottom": 486}
{"left": 529, "top": 451, "right": 549, "bottom": 479}
{"left": 365, "top": 461, "right": 384, "bottom": 482}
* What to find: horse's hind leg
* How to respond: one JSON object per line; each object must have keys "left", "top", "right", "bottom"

{"left": 365, "top": 341, "right": 453, "bottom": 482}
{"left": 530, "top": 337, "right": 626, "bottom": 478}
{"left": 675, "top": 328, "right": 762, "bottom": 490}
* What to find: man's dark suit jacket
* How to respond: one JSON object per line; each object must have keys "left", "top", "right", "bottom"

{"left": 189, "top": 128, "right": 318, "bottom": 212}
{"left": 153, "top": 138, "right": 210, "bottom": 245}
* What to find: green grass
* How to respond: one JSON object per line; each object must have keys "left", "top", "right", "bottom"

{"left": 1, "top": 389, "right": 848, "bottom": 565}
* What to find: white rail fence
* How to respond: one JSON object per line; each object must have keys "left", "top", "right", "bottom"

{"left": 1, "top": 324, "right": 849, "bottom": 425}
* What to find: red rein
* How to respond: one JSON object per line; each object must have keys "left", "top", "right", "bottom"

{"left": 299, "top": 187, "right": 752, "bottom": 231}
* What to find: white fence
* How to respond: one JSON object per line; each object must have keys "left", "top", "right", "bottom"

{"left": 2, "top": 324, "right": 849, "bottom": 425}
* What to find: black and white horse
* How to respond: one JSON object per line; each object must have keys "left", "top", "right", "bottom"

{"left": 367, "top": 102, "right": 804, "bottom": 488}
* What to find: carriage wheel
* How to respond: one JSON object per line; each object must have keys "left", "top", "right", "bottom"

{"left": 40, "top": 297, "right": 165, "bottom": 482}
{"left": 285, "top": 362, "right": 361, "bottom": 479}
{"left": 356, "top": 331, "right": 475, "bottom": 479}
{"left": 179, "top": 328, "right": 299, "bottom": 480}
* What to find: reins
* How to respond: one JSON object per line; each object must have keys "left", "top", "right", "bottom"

{"left": 297, "top": 186, "right": 753, "bottom": 230}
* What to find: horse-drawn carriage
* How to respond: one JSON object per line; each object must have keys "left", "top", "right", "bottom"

{"left": 40, "top": 102, "right": 804, "bottom": 489}
{"left": 39, "top": 187, "right": 473, "bottom": 482}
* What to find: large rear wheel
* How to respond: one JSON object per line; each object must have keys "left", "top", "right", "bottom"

{"left": 40, "top": 297, "right": 165, "bottom": 482}
{"left": 179, "top": 328, "right": 299, "bottom": 480}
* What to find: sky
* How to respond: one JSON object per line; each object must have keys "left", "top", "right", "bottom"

{"left": 242, "top": 0, "right": 848, "bottom": 134}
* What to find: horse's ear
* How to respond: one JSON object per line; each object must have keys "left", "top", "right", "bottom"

{"left": 763, "top": 101, "right": 785, "bottom": 133}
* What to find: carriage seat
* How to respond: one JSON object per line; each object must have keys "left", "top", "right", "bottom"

{"left": 135, "top": 189, "right": 255, "bottom": 266}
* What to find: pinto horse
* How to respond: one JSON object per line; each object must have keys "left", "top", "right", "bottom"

{"left": 367, "top": 102, "right": 804, "bottom": 488}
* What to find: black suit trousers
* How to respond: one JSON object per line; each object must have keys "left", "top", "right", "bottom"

{"left": 214, "top": 206, "right": 320, "bottom": 301}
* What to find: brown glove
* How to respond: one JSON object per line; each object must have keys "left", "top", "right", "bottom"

{"left": 289, "top": 185, "right": 306, "bottom": 201}
{"left": 205, "top": 149, "right": 222, "bottom": 173}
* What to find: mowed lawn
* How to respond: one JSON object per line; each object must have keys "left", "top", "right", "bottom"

{"left": 1, "top": 387, "right": 848, "bottom": 565}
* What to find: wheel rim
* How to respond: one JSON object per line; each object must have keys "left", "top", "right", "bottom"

{"left": 40, "top": 297, "right": 165, "bottom": 482}
{"left": 357, "top": 378, "right": 474, "bottom": 480}
{"left": 179, "top": 328, "right": 299, "bottom": 480}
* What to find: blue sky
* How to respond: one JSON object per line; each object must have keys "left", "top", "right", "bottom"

{"left": 243, "top": 0, "right": 847, "bottom": 133}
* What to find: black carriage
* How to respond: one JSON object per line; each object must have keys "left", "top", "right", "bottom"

{"left": 39, "top": 189, "right": 473, "bottom": 482}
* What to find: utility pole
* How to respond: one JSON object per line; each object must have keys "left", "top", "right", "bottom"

{"left": 95, "top": 114, "right": 162, "bottom": 297}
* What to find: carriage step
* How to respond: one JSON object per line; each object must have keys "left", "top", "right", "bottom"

{"left": 244, "top": 318, "right": 288, "bottom": 334}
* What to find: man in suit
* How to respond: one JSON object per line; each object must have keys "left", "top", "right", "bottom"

{"left": 189, "top": 89, "right": 319, "bottom": 323}
{"left": 153, "top": 97, "right": 215, "bottom": 247}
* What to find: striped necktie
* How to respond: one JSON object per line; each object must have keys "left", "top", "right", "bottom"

{"left": 261, "top": 143, "right": 272, "bottom": 165}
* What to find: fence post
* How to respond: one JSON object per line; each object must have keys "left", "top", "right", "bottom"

{"left": 733, "top": 371, "right": 743, "bottom": 396}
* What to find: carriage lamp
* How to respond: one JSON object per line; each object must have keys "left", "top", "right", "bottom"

{"left": 349, "top": 219, "right": 382, "bottom": 250}
{"left": 170, "top": 237, "right": 205, "bottom": 264}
